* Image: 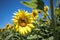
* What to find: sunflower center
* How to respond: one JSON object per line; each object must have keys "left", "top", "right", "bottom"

{"left": 46, "top": 8, "right": 48, "bottom": 11}
{"left": 18, "top": 18, "right": 27, "bottom": 27}
{"left": 33, "top": 12, "right": 37, "bottom": 17}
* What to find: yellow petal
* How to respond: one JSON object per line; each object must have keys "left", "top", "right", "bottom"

{"left": 12, "top": 16, "right": 17, "bottom": 18}
{"left": 19, "top": 27, "right": 22, "bottom": 34}
{"left": 18, "top": 9, "right": 21, "bottom": 12}
{"left": 27, "top": 24, "right": 34, "bottom": 28}
{"left": 13, "top": 13, "right": 17, "bottom": 15}
{"left": 23, "top": 27, "right": 28, "bottom": 34}
{"left": 11, "top": 19, "right": 15, "bottom": 21}
{"left": 14, "top": 20, "right": 18, "bottom": 23}
{"left": 15, "top": 24, "right": 19, "bottom": 29}
{"left": 26, "top": 26, "right": 31, "bottom": 32}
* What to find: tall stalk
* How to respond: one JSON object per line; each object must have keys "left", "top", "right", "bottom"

{"left": 50, "top": 0, "right": 58, "bottom": 40}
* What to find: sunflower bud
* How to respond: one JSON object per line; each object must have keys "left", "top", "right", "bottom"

{"left": 44, "top": 6, "right": 49, "bottom": 12}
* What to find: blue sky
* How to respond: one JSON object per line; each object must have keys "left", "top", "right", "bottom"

{"left": 0, "top": 0, "right": 56, "bottom": 28}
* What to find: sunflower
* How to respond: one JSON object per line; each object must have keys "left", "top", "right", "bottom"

{"left": 32, "top": 10, "right": 38, "bottom": 19}
{"left": 44, "top": 6, "right": 49, "bottom": 12}
{"left": 1, "top": 28, "right": 6, "bottom": 32}
{"left": 6, "top": 24, "right": 12, "bottom": 30}
{"left": 12, "top": 10, "right": 34, "bottom": 35}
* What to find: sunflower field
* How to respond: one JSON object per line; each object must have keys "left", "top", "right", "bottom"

{"left": 0, "top": 0, "right": 60, "bottom": 40}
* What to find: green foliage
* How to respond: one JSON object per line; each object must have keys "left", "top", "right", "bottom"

{"left": 0, "top": 19, "right": 54, "bottom": 40}
{"left": 55, "top": 8, "right": 60, "bottom": 18}
{"left": 0, "top": 0, "right": 60, "bottom": 40}
{"left": 21, "top": 0, "right": 44, "bottom": 10}
{"left": 0, "top": 30, "right": 21, "bottom": 40}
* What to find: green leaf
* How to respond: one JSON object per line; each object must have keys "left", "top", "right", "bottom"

{"left": 21, "top": 0, "right": 44, "bottom": 10}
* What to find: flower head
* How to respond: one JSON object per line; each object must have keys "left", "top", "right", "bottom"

{"left": 6, "top": 24, "right": 12, "bottom": 29}
{"left": 12, "top": 10, "right": 34, "bottom": 35}
{"left": 32, "top": 10, "right": 38, "bottom": 19}
{"left": 1, "top": 28, "right": 6, "bottom": 32}
{"left": 44, "top": 6, "right": 49, "bottom": 12}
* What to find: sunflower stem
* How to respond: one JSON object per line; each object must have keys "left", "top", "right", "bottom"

{"left": 50, "top": 0, "right": 58, "bottom": 40}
